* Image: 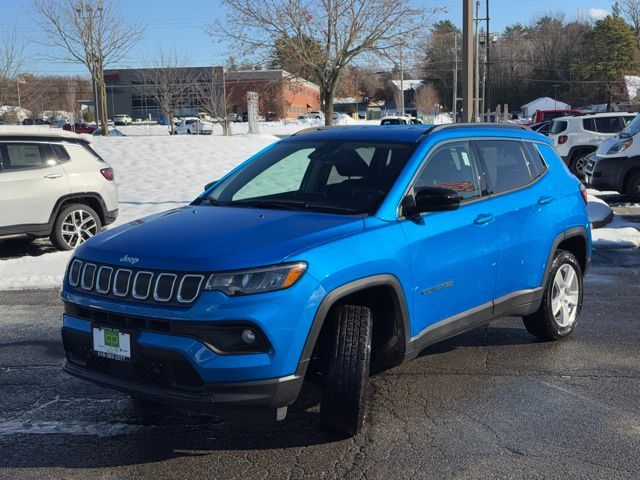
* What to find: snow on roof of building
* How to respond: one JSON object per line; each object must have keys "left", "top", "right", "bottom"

{"left": 390, "top": 79, "right": 423, "bottom": 91}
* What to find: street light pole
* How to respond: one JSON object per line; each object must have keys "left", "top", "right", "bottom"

{"left": 485, "top": 0, "right": 491, "bottom": 118}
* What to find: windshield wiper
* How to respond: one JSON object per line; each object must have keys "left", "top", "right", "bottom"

{"left": 232, "top": 199, "right": 360, "bottom": 214}
{"left": 201, "top": 195, "right": 229, "bottom": 206}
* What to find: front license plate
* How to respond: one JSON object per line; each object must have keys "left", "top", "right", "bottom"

{"left": 92, "top": 327, "right": 132, "bottom": 361}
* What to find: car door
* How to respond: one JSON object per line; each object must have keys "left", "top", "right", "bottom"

{"left": 0, "top": 142, "right": 70, "bottom": 228}
{"left": 474, "top": 139, "right": 552, "bottom": 307}
{"left": 400, "top": 140, "right": 499, "bottom": 337}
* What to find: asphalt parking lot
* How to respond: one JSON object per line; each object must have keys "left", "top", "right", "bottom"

{"left": 1, "top": 246, "right": 639, "bottom": 480}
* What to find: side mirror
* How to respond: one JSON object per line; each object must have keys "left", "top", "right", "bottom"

{"left": 204, "top": 180, "right": 218, "bottom": 191}
{"left": 402, "top": 187, "right": 461, "bottom": 217}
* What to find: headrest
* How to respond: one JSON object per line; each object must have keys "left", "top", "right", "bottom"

{"left": 331, "top": 149, "right": 369, "bottom": 177}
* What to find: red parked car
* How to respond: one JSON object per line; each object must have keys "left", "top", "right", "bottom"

{"left": 63, "top": 123, "right": 97, "bottom": 134}
{"left": 531, "top": 109, "right": 582, "bottom": 124}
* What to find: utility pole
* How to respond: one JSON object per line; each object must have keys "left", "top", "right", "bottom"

{"left": 474, "top": 0, "right": 480, "bottom": 122}
{"left": 399, "top": 43, "right": 405, "bottom": 116}
{"left": 463, "top": 0, "right": 474, "bottom": 122}
{"left": 485, "top": 0, "right": 491, "bottom": 118}
{"left": 452, "top": 34, "right": 458, "bottom": 123}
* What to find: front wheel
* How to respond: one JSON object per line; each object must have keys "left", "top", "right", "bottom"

{"left": 570, "top": 152, "right": 590, "bottom": 178}
{"left": 523, "top": 250, "right": 583, "bottom": 340}
{"left": 320, "top": 304, "right": 372, "bottom": 436}
{"left": 50, "top": 203, "right": 101, "bottom": 251}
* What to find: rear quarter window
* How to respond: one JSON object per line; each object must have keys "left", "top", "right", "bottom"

{"left": 550, "top": 121, "right": 567, "bottom": 134}
{"left": 52, "top": 144, "right": 70, "bottom": 162}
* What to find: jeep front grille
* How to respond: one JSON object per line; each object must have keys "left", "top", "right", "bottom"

{"left": 68, "top": 258, "right": 205, "bottom": 306}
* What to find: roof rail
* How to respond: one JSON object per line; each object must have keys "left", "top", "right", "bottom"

{"left": 290, "top": 126, "right": 330, "bottom": 136}
{"left": 428, "top": 123, "right": 530, "bottom": 133}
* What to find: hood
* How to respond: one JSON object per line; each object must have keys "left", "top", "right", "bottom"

{"left": 76, "top": 205, "right": 365, "bottom": 271}
{"left": 595, "top": 135, "right": 621, "bottom": 156}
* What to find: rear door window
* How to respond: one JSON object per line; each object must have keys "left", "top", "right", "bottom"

{"left": 0, "top": 143, "right": 57, "bottom": 171}
{"left": 582, "top": 118, "right": 597, "bottom": 132}
{"left": 475, "top": 140, "right": 534, "bottom": 194}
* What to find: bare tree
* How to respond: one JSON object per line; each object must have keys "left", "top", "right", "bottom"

{"left": 211, "top": 0, "right": 431, "bottom": 126}
{"left": 620, "top": 0, "right": 640, "bottom": 41}
{"left": 414, "top": 83, "right": 439, "bottom": 116}
{"left": 33, "top": 0, "right": 143, "bottom": 135}
{"left": 192, "top": 68, "right": 233, "bottom": 135}
{"left": 137, "top": 49, "right": 193, "bottom": 135}
{"left": 0, "top": 27, "right": 25, "bottom": 106}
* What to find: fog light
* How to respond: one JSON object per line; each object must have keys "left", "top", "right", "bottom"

{"left": 241, "top": 329, "right": 256, "bottom": 344}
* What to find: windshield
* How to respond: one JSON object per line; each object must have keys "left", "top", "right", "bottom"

{"left": 621, "top": 114, "right": 640, "bottom": 138}
{"left": 199, "top": 140, "right": 415, "bottom": 214}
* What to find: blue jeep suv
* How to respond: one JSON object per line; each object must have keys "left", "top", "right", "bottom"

{"left": 61, "top": 124, "right": 591, "bottom": 435}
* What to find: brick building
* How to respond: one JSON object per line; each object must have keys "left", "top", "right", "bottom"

{"left": 103, "top": 67, "right": 320, "bottom": 120}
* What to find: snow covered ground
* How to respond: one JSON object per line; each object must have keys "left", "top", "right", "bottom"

{"left": 0, "top": 134, "right": 279, "bottom": 290}
{"left": 0, "top": 125, "right": 637, "bottom": 291}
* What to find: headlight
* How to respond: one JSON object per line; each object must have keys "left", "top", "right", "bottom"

{"left": 607, "top": 138, "right": 633, "bottom": 155}
{"left": 204, "top": 262, "right": 307, "bottom": 296}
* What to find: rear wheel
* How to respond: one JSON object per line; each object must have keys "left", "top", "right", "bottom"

{"left": 625, "top": 171, "right": 640, "bottom": 201}
{"left": 50, "top": 203, "right": 101, "bottom": 251}
{"left": 523, "top": 250, "right": 583, "bottom": 340}
{"left": 320, "top": 304, "right": 372, "bottom": 437}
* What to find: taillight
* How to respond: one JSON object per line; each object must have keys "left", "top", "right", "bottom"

{"left": 580, "top": 183, "right": 588, "bottom": 205}
{"left": 558, "top": 135, "right": 568, "bottom": 145}
{"left": 100, "top": 167, "right": 114, "bottom": 181}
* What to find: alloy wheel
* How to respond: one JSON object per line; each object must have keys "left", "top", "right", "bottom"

{"left": 60, "top": 209, "right": 98, "bottom": 249}
{"left": 551, "top": 264, "right": 580, "bottom": 328}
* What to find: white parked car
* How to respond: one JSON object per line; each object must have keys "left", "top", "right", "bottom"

{"left": 549, "top": 112, "right": 636, "bottom": 176}
{"left": 380, "top": 116, "right": 422, "bottom": 125}
{"left": 175, "top": 117, "right": 214, "bottom": 135}
{"left": 0, "top": 131, "right": 119, "bottom": 250}
{"left": 113, "top": 114, "right": 132, "bottom": 126}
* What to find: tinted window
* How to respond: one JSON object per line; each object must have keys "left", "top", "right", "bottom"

{"left": 52, "top": 144, "right": 70, "bottom": 162}
{"left": 542, "top": 111, "right": 568, "bottom": 121}
{"left": 414, "top": 142, "right": 481, "bottom": 201}
{"left": 524, "top": 143, "right": 548, "bottom": 178}
{"left": 476, "top": 140, "right": 534, "bottom": 193}
{"left": 583, "top": 118, "right": 596, "bottom": 132}
{"left": 0, "top": 143, "right": 56, "bottom": 171}
{"left": 595, "top": 117, "right": 623, "bottom": 133}
{"left": 550, "top": 120, "right": 567, "bottom": 134}
{"left": 381, "top": 118, "right": 403, "bottom": 125}
{"left": 623, "top": 115, "right": 636, "bottom": 126}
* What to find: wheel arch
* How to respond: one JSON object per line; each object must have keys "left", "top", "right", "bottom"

{"left": 50, "top": 193, "right": 108, "bottom": 226}
{"left": 542, "top": 227, "right": 590, "bottom": 289}
{"left": 295, "top": 274, "right": 410, "bottom": 378}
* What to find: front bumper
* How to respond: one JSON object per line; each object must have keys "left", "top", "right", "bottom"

{"left": 584, "top": 154, "right": 632, "bottom": 192}
{"left": 62, "top": 325, "right": 303, "bottom": 409}
{"left": 104, "top": 208, "right": 119, "bottom": 226}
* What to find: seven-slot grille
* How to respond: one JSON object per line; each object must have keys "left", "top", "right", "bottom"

{"left": 68, "top": 258, "right": 205, "bottom": 305}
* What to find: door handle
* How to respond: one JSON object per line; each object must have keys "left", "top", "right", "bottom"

{"left": 474, "top": 214, "right": 495, "bottom": 225}
{"left": 44, "top": 173, "right": 62, "bottom": 179}
{"left": 537, "top": 195, "right": 555, "bottom": 205}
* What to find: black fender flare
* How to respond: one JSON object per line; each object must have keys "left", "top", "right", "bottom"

{"left": 48, "top": 193, "right": 109, "bottom": 226}
{"left": 295, "top": 274, "right": 410, "bottom": 377}
{"left": 541, "top": 226, "right": 590, "bottom": 289}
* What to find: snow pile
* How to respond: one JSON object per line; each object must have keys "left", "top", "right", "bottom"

{"left": 432, "top": 113, "right": 453, "bottom": 125}
{"left": 592, "top": 215, "right": 640, "bottom": 248}
{"left": 587, "top": 194, "right": 613, "bottom": 228}
{"left": 0, "top": 105, "right": 32, "bottom": 121}
{"left": 0, "top": 134, "right": 279, "bottom": 290}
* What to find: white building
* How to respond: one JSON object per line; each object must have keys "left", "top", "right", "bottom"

{"left": 520, "top": 97, "right": 571, "bottom": 118}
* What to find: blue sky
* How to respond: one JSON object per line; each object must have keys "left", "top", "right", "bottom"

{"left": 2, "top": 0, "right": 615, "bottom": 77}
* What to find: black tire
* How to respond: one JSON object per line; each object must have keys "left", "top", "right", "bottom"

{"left": 625, "top": 171, "right": 640, "bottom": 201}
{"left": 187, "top": 129, "right": 191, "bottom": 135}
{"left": 50, "top": 203, "right": 102, "bottom": 251}
{"left": 523, "top": 250, "right": 583, "bottom": 341}
{"left": 320, "top": 304, "right": 372, "bottom": 436}
{"left": 570, "top": 151, "right": 590, "bottom": 178}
